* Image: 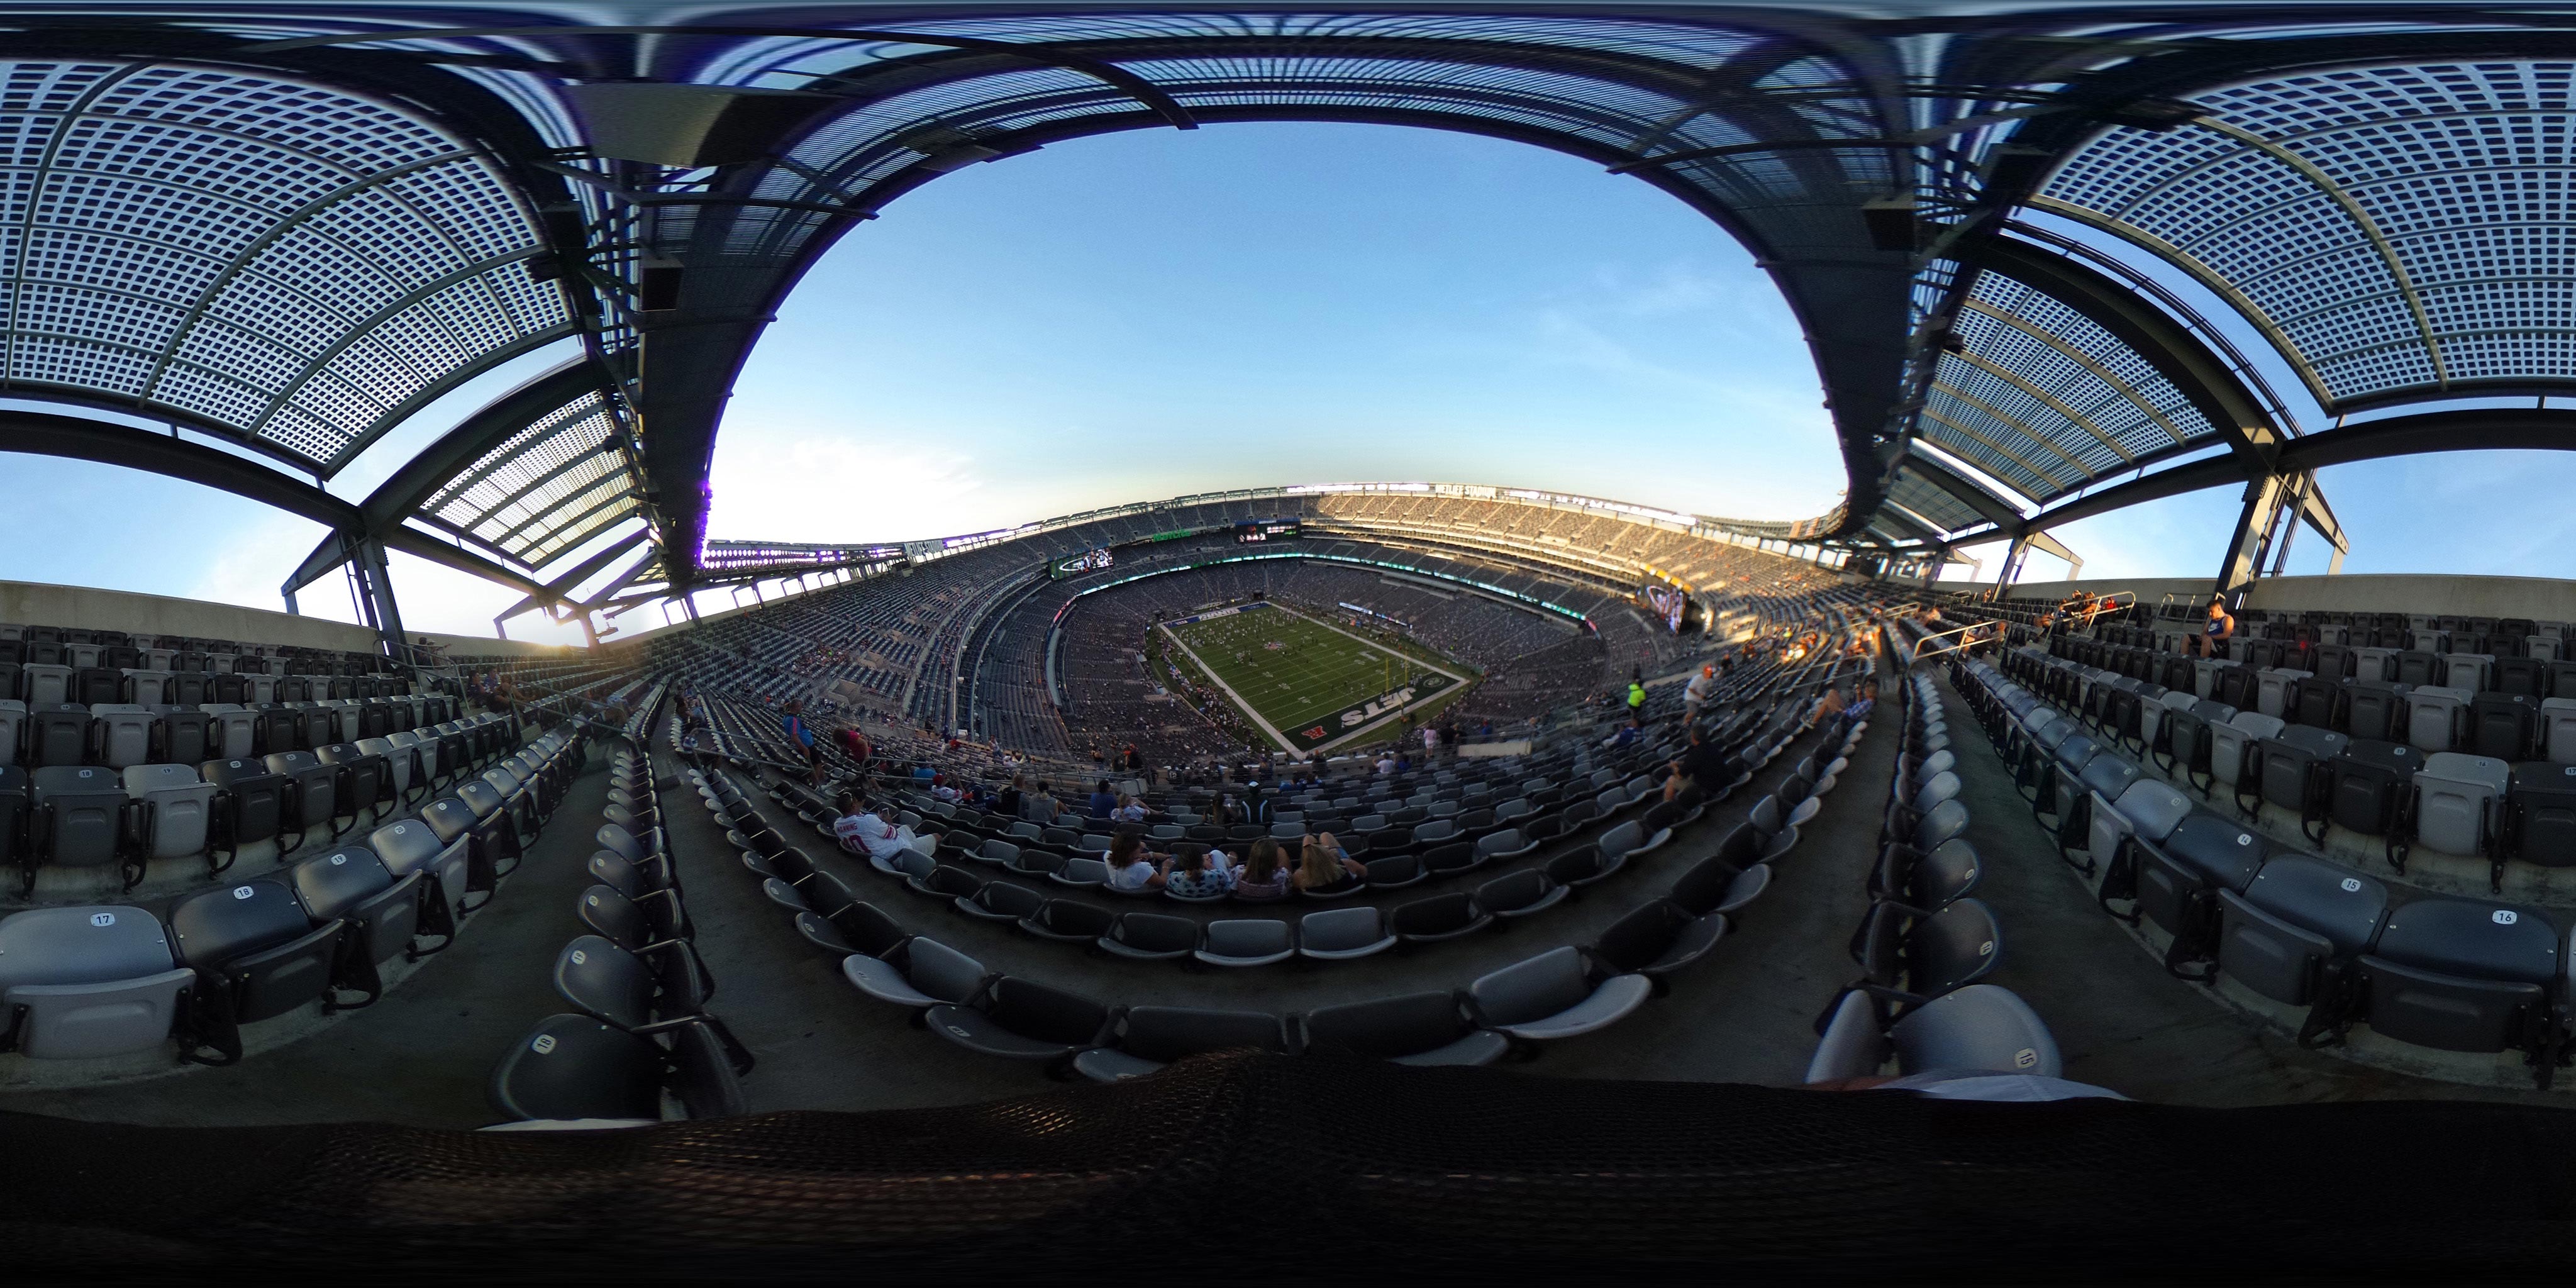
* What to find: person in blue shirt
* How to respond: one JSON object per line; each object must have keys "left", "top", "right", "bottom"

{"left": 781, "top": 701, "right": 821, "bottom": 784}
{"left": 1087, "top": 780, "right": 1118, "bottom": 819}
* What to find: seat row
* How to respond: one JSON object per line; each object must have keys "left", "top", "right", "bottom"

{"left": 1810, "top": 668, "right": 2066, "bottom": 1085}
{"left": 2005, "top": 644, "right": 2576, "bottom": 891}
{"left": 487, "top": 740, "right": 753, "bottom": 1126}
{"left": 0, "top": 711, "right": 530, "bottom": 896}
{"left": 1959, "top": 654, "right": 2574, "bottom": 1089}
{"left": 0, "top": 721, "right": 583, "bottom": 1066}
{"left": 691, "top": 749, "right": 1800, "bottom": 1079}
{"left": 0, "top": 694, "right": 462, "bottom": 769}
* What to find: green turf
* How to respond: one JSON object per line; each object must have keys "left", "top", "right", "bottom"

{"left": 1162, "top": 602, "right": 1463, "bottom": 752}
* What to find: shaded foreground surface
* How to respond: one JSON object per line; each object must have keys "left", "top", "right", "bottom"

{"left": 6, "top": 1049, "right": 2576, "bottom": 1280}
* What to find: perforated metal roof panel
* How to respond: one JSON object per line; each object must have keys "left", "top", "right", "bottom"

{"left": 0, "top": 60, "right": 570, "bottom": 471}
{"left": 2040, "top": 60, "right": 2576, "bottom": 411}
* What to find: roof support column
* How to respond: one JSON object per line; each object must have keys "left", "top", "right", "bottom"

{"left": 349, "top": 538, "right": 410, "bottom": 665}
{"left": 2216, "top": 472, "right": 2296, "bottom": 609}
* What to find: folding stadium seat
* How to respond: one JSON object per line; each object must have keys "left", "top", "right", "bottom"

{"left": 23, "top": 765, "right": 131, "bottom": 896}
{"left": 2285, "top": 675, "right": 2344, "bottom": 731}
{"left": 25, "top": 703, "right": 86, "bottom": 767}
{"left": 552, "top": 936, "right": 751, "bottom": 1079}
{"left": 954, "top": 879, "right": 1045, "bottom": 924}
{"left": 2413, "top": 752, "right": 2514, "bottom": 886}
{"left": 370, "top": 816, "right": 468, "bottom": 955}
{"left": 262, "top": 749, "right": 341, "bottom": 847}
{"left": 1591, "top": 898, "right": 1729, "bottom": 987}
{"left": 116, "top": 762, "right": 216, "bottom": 879}
{"left": 1466, "top": 945, "right": 1651, "bottom": 1044}
{"left": 21, "top": 663, "right": 71, "bottom": 707}
{"left": 2467, "top": 694, "right": 2540, "bottom": 762}
{"left": 1392, "top": 891, "right": 1491, "bottom": 944}
{"left": 1097, "top": 912, "right": 1196, "bottom": 960}
{"left": 287, "top": 845, "right": 422, "bottom": 1011}
{"left": 2312, "top": 644, "right": 2354, "bottom": 682}
{"left": 2244, "top": 725, "right": 2347, "bottom": 825}
{"left": 1008, "top": 897, "right": 1113, "bottom": 947}
{"left": 1069, "top": 1004, "right": 1293, "bottom": 1082}
{"left": 2446, "top": 653, "right": 2497, "bottom": 695}
{"left": 167, "top": 879, "right": 345, "bottom": 1065}
{"left": 1300, "top": 991, "right": 1506, "bottom": 1066}
{"left": 2053, "top": 753, "right": 2141, "bottom": 869}
{"left": 923, "top": 974, "right": 1114, "bottom": 1065}
{"left": 485, "top": 1014, "right": 669, "bottom": 1124}
{"left": 2502, "top": 762, "right": 2576, "bottom": 876}
{"left": 2087, "top": 779, "right": 2192, "bottom": 896}
{"left": 2214, "top": 855, "right": 2387, "bottom": 1008}
{"left": 2207, "top": 713, "right": 2285, "bottom": 804}
{"left": 2212, "top": 663, "right": 2261, "bottom": 712}
{"left": 1807, "top": 983, "right": 2062, "bottom": 1085}
{"left": 0, "top": 903, "right": 193, "bottom": 1060}
{"left": 1195, "top": 919, "right": 1294, "bottom": 967}
{"left": 2332, "top": 898, "right": 2563, "bottom": 1080}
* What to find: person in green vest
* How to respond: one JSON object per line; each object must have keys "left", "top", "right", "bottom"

{"left": 1626, "top": 679, "right": 1646, "bottom": 714}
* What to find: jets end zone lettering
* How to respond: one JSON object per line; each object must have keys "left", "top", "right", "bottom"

{"left": 1164, "top": 601, "right": 1271, "bottom": 629}
{"left": 1283, "top": 670, "right": 1455, "bottom": 752}
{"left": 1341, "top": 686, "right": 1418, "bottom": 727}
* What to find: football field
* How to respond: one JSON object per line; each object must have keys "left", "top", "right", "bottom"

{"left": 1160, "top": 601, "right": 1467, "bottom": 753}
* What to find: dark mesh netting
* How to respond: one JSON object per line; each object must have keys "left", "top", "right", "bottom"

{"left": 8, "top": 1052, "right": 2576, "bottom": 1278}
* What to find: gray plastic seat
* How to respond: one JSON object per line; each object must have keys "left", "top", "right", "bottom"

{"left": 1301, "top": 989, "right": 1506, "bottom": 1066}
{"left": 122, "top": 762, "right": 218, "bottom": 867}
{"left": 841, "top": 936, "right": 987, "bottom": 1009}
{"left": 2216, "top": 855, "right": 2389, "bottom": 1005}
{"left": 1592, "top": 899, "right": 1728, "bottom": 980}
{"left": 0, "top": 905, "right": 191, "bottom": 1058}
{"left": 1297, "top": 906, "right": 1396, "bottom": 960}
{"left": 1099, "top": 911, "right": 1197, "bottom": 960}
{"left": 1071, "top": 1006, "right": 1290, "bottom": 1081}
{"left": 1474, "top": 867, "right": 1567, "bottom": 919}
{"left": 1889, "top": 983, "right": 2062, "bottom": 1077}
{"left": 2358, "top": 897, "right": 2558, "bottom": 1054}
{"left": 1195, "top": 918, "right": 1295, "bottom": 967}
{"left": 1466, "top": 945, "right": 1651, "bottom": 1041}
{"left": 924, "top": 975, "right": 1114, "bottom": 1061}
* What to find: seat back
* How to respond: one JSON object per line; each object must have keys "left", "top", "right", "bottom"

{"left": 1117, "top": 1006, "right": 1288, "bottom": 1062}
{"left": 2363, "top": 898, "right": 2558, "bottom": 1053}
{"left": 2414, "top": 752, "right": 2511, "bottom": 855}
{"left": 26, "top": 702, "right": 86, "bottom": 767}
{"left": 0, "top": 904, "right": 188, "bottom": 1058}
{"left": 1467, "top": 945, "right": 1593, "bottom": 1026}
{"left": 2467, "top": 693, "right": 2537, "bottom": 762}
{"left": 1301, "top": 990, "right": 1472, "bottom": 1059}
{"left": 31, "top": 765, "right": 125, "bottom": 869}
{"left": 2406, "top": 686, "right": 2473, "bottom": 753}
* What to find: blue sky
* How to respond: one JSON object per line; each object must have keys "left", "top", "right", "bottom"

{"left": 2, "top": 120, "right": 2572, "bottom": 642}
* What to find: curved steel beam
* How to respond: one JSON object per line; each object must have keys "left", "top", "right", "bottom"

{"left": 284, "top": 357, "right": 616, "bottom": 593}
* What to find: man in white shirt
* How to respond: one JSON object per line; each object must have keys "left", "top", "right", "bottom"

{"left": 1684, "top": 665, "right": 1716, "bottom": 722}
{"left": 833, "top": 792, "right": 937, "bottom": 865}
{"left": 1375, "top": 753, "right": 1396, "bottom": 775}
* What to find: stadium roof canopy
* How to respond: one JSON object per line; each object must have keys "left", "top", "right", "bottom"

{"left": 11, "top": 3, "right": 2576, "bottom": 637}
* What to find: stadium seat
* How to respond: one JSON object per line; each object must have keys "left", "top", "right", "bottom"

{"left": 2346, "top": 898, "right": 2558, "bottom": 1071}
{"left": 1298, "top": 906, "right": 1395, "bottom": 960}
{"left": 2215, "top": 855, "right": 2388, "bottom": 1006}
{"left": 1072, "top": 1006, "right": 1290, "bottom": 1081}
{"left": 0, "top": 904, "right": 192, "bottom": 1058}
{"left": 1196, "top": 918, "right": 1294, "bottom": 967}
{"left": 1098, "top": 912, "right": 1198, "bottom": 960}
{"left": 1591, "top": 899, "right": 1728, "bottom": 984}
{"left": 924, "top": 975, "right": 1114, "bottom": 1063}
{"left": 1018, "top": 897, "right": 1116, "bottom": 944}
{"left": 286, "top": 845, "right": 421, "bottom": 1009}
{"left": 26, "top": 765, "right": 130, "bottom": 895}
{"left": 1392, "top": 891, "right": 1491, "bottom": 944}
{"left": 167, "top": 879, "right": 345, "bottom": 1064}
{"left": 1301, "top": 990, "right": 1506, "bottom": 1066}
{"left": 1466, "top": 946, "right": 1652, "bottom": 1043}
{"left": 487, "top": 1014, "right": 665, "bottom": 1124}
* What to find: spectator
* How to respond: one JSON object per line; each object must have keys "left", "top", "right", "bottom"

{"left": 1811, "top": 684, "right": 1850, "bottom": 726}
{"left": 1103, "top": 834, "right": 1165, "bottom": 892}
{"left": 1665, "top": 725, "right": 1734, "bottom": 801}
{"left": 1230, "top": 838, "right": 1292, "bottom": 902}
{"left": 1684, "top": 665, "right": 1716, "bottom": 722}
{"left": 2188, "top": 596, "right": 2235, "bottom": 658}
{"left": 1124, "top": 743, "right": 1143, "bottom": 772}
{"left": 1602, "top": 714, "right": 1644, "bottom": 749}
{"left": 835, "top": 725, "right": 874, "bottom": 769}
{"left": 1162, "top": 847, "right": 1233, "bottom": 897}
{"left": 1626, "top": 678, "right": 1646, "bottom": 714}
{"left": 1087, "top": 779, "right": 1118, "bottom": 819}
{"left": 782, "top": 701, "right": 821, "bottom": 784}
{"left": 1375, "top": 752, "right": 1397, "bottom": 775}
{"left": 996, "top": 775, "right": 1024, "bottom": 818}
{"left": 833, "top": 792, "right": 937, "bottom": 864}
{"left": 1293, "top": 832, "right": 1365, "bottom": 894}
{"left": 1843, "top": 679, "right": 1879, "bottom": 726}
{"left": 1024, "top": 780, "right": 1059, "bottom": 823}
{"left": 1113, "top": 794, "right": 1148, "bottom": 824}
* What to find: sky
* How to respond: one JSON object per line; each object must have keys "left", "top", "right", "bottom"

{"left": 3, "top": 119, "right": 2573, "bottom": 643}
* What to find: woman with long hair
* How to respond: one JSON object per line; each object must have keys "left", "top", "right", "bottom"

{"left": 1231, "top": 838, "right": 1292, "bottom": 902}
{"left": 1292, "top": 831, "right": 1365, "bottom": 895}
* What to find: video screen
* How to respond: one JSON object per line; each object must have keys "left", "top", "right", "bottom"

{"left": 1235, "top": 519, "right": 1301, "bottom": 543}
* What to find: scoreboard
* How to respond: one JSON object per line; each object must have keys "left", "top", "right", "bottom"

{"left": 1235, "top": 519, "right": 1301, "bottom": 543}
